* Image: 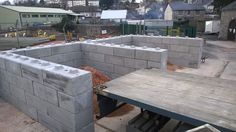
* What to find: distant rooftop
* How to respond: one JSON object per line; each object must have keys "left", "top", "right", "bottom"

{"left": 101, "top": 10, "right": 127, "bottom": 19}
{"left": 0, "top": 5, "right": 74, "bottom": 14}
{"left": 169, "top": 1, "right": 205, "bottom": 11}
{"left": 222, "top": 1, "right": 236, "bottom": 11}
{"left": 193, "top": 0, "right": 213, "bottom": 6}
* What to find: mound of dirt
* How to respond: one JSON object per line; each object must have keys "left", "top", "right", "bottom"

{"left": 80, "top": 66, "right": 111, "bottom": 88}
{"left": 167, "top": 62, "right": 184, "bottom": 71}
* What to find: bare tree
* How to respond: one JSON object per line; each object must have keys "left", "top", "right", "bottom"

{"left": 85, "top": 0, "right": 89, "bottom": 6}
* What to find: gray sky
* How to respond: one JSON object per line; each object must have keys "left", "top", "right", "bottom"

{"left": 0, "top": 0, "right": 144, "bottom": 4}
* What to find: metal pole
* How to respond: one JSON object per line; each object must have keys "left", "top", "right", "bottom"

{"left": 15, "top": 19, "right": 20, "bottom": 49}
{"left": 63, "top": 22, "right": 67, "bottom": 42}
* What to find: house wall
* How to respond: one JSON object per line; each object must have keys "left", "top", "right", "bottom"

{"left": 0, "top": 7, "right": 21, "bottom": 30}
{"left": 96, "top": 35, "right": 203, "bottom": 68}
{"left": 219, "top": 10, "right": 236, "bottom": 40}
{"left": 164, "top": 5, "right": 173, "bottom": 20}
{"left": 173, "top": 10, "right": 205, "bottom": 21}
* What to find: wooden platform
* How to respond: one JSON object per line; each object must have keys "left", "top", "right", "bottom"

{"left": 99, "top": 69, "right": 236, "bottom": 132}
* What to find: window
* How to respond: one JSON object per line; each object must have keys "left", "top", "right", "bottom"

{"left": 187, "top": 11, "right": 191, "bottom": 15}
{"left": 48, "top": 15, "right": 53, "bottom": 17}
{"left": 22, "top": 14, "right": 30, "bottom": 18}
{"left": 32, "top": 14, "right": 39, "bottom": 18}
{"left": 196, "top": 11, "right": 200, "bottom": 15}
{"left": 178, "top": 11, "right": 183, "bottom": 15}
{"left": 40, "top": 15, "right": 47, "bottom": 17}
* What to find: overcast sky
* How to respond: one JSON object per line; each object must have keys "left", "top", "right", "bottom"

{"left": 0, "top": 0, "right": 144, "bottom": 4}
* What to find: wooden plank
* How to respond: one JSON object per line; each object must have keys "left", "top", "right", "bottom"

{"left": 100, "top": 69, "right": 236, "bottom": 131}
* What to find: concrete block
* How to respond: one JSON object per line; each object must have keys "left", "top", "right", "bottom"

{"left": 132, "top": 35, "right": 147, "bottom": 43}
{"left": 13, "top": 98, "right": 38, "bottom": 121}
{"left": 162, "top": 36, "right": 171, "bottom": 44}
{"left": 188, "top": 38, "right": 204, "bottom": 47}
{"left": 147, "top": 61, "right": 161, "bottom": 69}
{"left": 189, "top": 46, "right": 201, "bottom": 55}
{"left": 12, "top": 50, "right": 25, "bottom": 55}
{"left": 169, "top": 45, "right": 189, "bottom": 53}
{"left": 51, "top": 44, "right": 81, "bottom": 55}
{"left": 5, "top": 58, "right": 21, "bottom": 75}
{"left": 105, "top": 55, "right": 124, "bottom": 65}
{"left": 73, "top": 59, "right": 82, "bottom": 68}
{"left": 5, "top": 72, "right": 18, "bottom": 85}
{"left": 85, "top": 52, "right": 105, "bottom": 62}
{"left": 25, "top": 47, "right": 51, "bottom": 58}
{"left": 61, "top": 61, "right": 74, "bottom": 67}
{"left": 63, "top": 52, "right": 81, "bottom": 61}
{"left": 109, "top": 37, "right": 122, "bottom": 44}
{"left": 114, "top": 65, "right": 136, "bottom": 75}
{"left": 25, "top": 92, "right": 48, "bottom": 114}
{"left": 151, "top": 36, "right": 163, "bottom": 44}
{"left": 0, "top": 80, "right": 10, "bottom": 95}
{"left": 33, "top": 82, "right": 59, "bottom": 106}
{"left": 168, "top": 51, "right": 190, "bottom": 60}
{"left": 81, "top": 43, "right": 97, "bottom": 52}
{"left": 21, "top": 61, "right": 44, "bottom": 83}
{"left": 160, "top": 50, "right": 168, "bottom": 70}
{"left": 121, "top": 36, "right": 132, "bottom": 43}
{"left": 46, "top": 102, "right": 93, "bottom": 130}
{"left": 124, "top": 58, "right": 147, "bottom": 69}
{"left": 114, "top": 46, "right": 135, "bottom": 58}
{"left": 58, "top": 90, "right": 93, "bottom": 113}
{"left": 96, "top": 44, "right": 114, "bottom": 55}
{"left": 168, "top": 58, "right": 189, "bottom": 68}
{"left": 41, "top": 54, "right": 66, "bottom": 63}
{"left": 169, "top": 37, "right": 180, "bottom": 45}
{"left": 43, "top": 66, "right": 92, "bottom": 96}
{"left": 135, "top": 48, "right": 162, "bottom": 62}
{"left": 9, "top": 84, "right": 26, "bottom": 102}
{"left": 38, "top": 112, "right": 73, "bottom": 132}
{"left": 17, "top": 77, "right": 34, "bottom": 94}
{"left": 84, "top": 60, "right": 113, "bottom": 73}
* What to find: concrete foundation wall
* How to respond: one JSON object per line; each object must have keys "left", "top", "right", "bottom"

{"left": 96, "top": 35, "right": 203, "bottom": 68}
{"left": 0, "top": 40, "right": 168, "bottom": 132}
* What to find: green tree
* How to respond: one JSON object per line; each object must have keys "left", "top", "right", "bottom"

{"left": 52, "top": 16, "right": 76, "bottom": 32}
{"left": 212, "top": 0, "right": 234, "bottom": 14}
{"left": 99, "top": 0, "right": 114, "bottom": 10}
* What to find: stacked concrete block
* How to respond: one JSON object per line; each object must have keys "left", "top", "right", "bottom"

{"left": 0, "top": 37, "right": 168, "bottom": 132}
{"left": 81, "top": 42, "right": 167, "bottom": 78}
{"left": 12, "top": 43, "right": 83, "bottom": 68}
{"left": 96, "top": 35, "right": 203, "bottom": 68}
{"left": 0, "top": 51, "right": 94, "bottom": 132}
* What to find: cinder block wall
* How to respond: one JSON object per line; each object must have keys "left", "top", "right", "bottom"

{"left": 0, "top": 40, "right": 168, "bottom": 132}
{"left": 80, "top": 42, "right": 167, "bottom": 79}
{"left": 96, "top": 35, "right": 203, "bottom": 68}
{"left": 0, "top": 49, "right": 94, "bottom": 132}
{"left": 13, "top": 43, "right": 82, "bottom": 68}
